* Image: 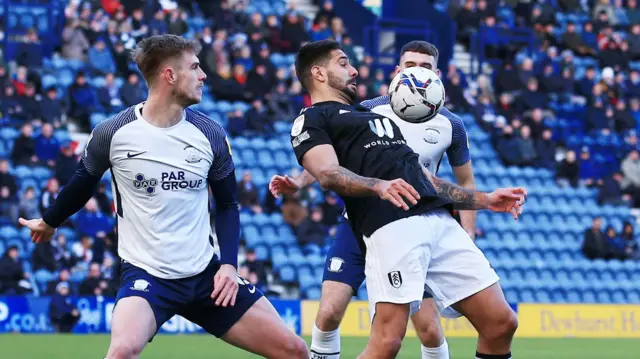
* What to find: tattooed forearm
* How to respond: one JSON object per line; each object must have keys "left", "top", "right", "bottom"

{"left": 424, "top": 169, "right": 488, "bottom": 210}
{"left": 318, "top": 165, "right": 381, "bottom": 197}
{"left": 294, "top": 170, "right": 318, "bottom": 189}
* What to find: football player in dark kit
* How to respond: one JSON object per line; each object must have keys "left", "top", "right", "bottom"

{"left": 291, "top": 40, "right": 525, "bottom": 359}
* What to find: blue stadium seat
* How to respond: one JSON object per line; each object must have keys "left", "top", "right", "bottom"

{"left": 0, "top": 226, "right": 19, "bottom": 239}
{"left": 278, "top": 265, "right": 296, "bottom": 283}
{"left": 305, "top": 286, "right": 322, "bottom": 300}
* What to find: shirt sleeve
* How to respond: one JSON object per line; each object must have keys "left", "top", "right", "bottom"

{"left": 443, "top": 110, "right": 471, "bottom": 167}
{"left": 291, "top": 108, "right": 332, "bottom": 165}
{"left": 81, "top": 122, "right": 113, "bottom": 176}
{"left": 209, "top": 125, "right": 235, "bottom": 182}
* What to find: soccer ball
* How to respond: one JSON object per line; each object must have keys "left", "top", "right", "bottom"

{"left": 388, "top": 67, "right": 445, "bottom": 123}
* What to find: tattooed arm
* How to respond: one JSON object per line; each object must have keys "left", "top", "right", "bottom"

{"left": 300, "top": 145, "right": 420, "bottom": 210}
{"left": 422, "top": 167, "right": 490, "bottom": 210}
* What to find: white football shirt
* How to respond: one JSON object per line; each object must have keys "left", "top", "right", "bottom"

{"left": 360, "top": 95, "right": 471, "bottom": 173}
{"left": 82, "top": 103, "right": 234, "bottom": 279}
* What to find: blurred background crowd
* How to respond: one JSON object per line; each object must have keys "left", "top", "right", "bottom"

{"left": 1, "top": 0, "right": 640, "bottom": 308}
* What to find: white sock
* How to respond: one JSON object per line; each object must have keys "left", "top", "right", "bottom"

{"left": 421, "top": 338, "right": 450, "bottom": 359}
{"left": 310, "top": 324, "right": 340, "bottom": 359}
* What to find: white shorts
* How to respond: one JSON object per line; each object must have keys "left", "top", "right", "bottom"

{"left": 363, "top": 208, "right": 499, "bottom": 320}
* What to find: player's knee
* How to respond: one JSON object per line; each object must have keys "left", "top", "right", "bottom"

{"left": 479, "top": 308, "right": 518, "bottom": 342}
{"left": 316, "top": 303, "right": 345, "bottom": 331}
{"left": 107, "top": 342, "right": 143, "bottom": 359}
{"left": 377, "top": 335, "right": 404, "bottom": 358}
{"left": 415, "top": 319, "right": 444, "bottom": 347}
{"left": 276, "top": 335, "right": 308, "bottom": 359}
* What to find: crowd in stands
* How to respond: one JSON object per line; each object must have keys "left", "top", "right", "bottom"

{"left": 2, "top": 0, "right": 640, "bottom": 300}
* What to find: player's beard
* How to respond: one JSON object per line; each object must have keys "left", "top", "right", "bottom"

{"left": 172, "top": 80, "right": 201, "bottom": 108}
{"left": 328, "top": 71, "right": 357, "bottom": 105}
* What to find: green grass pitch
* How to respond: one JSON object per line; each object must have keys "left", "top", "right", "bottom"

{"left": 0, "top": 335, "right": 638, "bottom": 358}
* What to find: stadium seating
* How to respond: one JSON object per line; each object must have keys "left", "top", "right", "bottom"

{"left": 1, "top": 0, "right": 639, "bottom": 305}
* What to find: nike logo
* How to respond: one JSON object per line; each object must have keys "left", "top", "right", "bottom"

{"left": 339, "top": 109, "right": 351, "bottom": 114}
{"left": 127, "top": 151, "right": 147, "bottom": 158}
{"left": 248, "top": 285, "right": 256, "bottom": 294}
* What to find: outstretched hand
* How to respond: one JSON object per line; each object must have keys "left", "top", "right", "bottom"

{"left": 268, "top": 175, "right": 299, "bottom": 198}
{"left": 486, "top": 187, "right": 527, "bottom": 220}
{"left": 18, "top": 218, "right": 56, "bottom": 244}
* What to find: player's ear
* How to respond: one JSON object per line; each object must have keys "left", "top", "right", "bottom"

{"left": 311, "top": 66, "right": 326, "bottom": 83}
{"left": 163, "top": 67, "right": 176, "bottom": 84}
{"left": 436, "top": 69, "right": 441, "bottom": 77}
{"left": 393, "top": 65, "right": 400, "bottom": 77}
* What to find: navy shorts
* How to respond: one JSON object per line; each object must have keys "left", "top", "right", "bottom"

{"left": 323, "top": 220, "right": 433, "bottom": 299}
{"left": 115, "top": 255, "right": 263, "bottom": 339}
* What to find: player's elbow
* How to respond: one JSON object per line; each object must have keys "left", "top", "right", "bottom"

{"left": 316, "top": 167, "right": 338, "bottom": 190}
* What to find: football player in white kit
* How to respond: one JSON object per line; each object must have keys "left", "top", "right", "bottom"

{"left": 20, "top": 35, "right": 308, "bottom": 359}
{"left": 271, "top": 41, "right": 516, "bottom": 359}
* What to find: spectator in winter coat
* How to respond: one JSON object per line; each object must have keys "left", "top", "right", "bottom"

{"left": 40, "top": 87, "right": 64, "bottom": 125}
{"left": 49, "top": 282, "right": 80, "bottom": 333}
{"left": 88, "top": 39, "right": 116, "bottom": 75}
{"left": 536, "top": 129, "right": 557, "bottom": 169}
{"left": 11, "top": 123, "right": 37, "bottom": 166}
{"left": 582, "top": 217, "right": 609, "bottom": 259}
{"left": 0, "top": 246, "right": 32, "bottom": 294}
{"left": 35, "top": 123, "right": 61, "bottom": 166}
{"left": 557, "top": 150, "right": 580, "bottom": 187}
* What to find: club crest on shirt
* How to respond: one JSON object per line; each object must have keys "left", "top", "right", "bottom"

{"left": 423, "top": 128, "right": 440, "bottom": 144}
{"left": 184, "top": 145, "right": 202, "bottom": 164}
{"left": 291, "top": 114, "right": 305, "bottom": 136}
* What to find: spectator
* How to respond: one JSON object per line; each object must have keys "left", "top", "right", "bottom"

{"left": 72, "top": 236, "right": 94, "bottom": 271}
{"left": 576, "top": 67, "right": 597, "bottom": 98}
{"left": 39, "top": 87, "right": 64, "bottom": 126}
{"left": 12, "top": 66, "right": 29, "bottom": 96}
{"left": 582, "top": 217, "right": 608, "bottom": 259}
{"left": 536, "top": 129, "right": 556, "bottom": 169}
{"left": 621, "top": 221, "right": 639, "bottom": 259}
{"left": 579, "top": 148, "right": 598, "bottom": 187}
{"left": 315, "top": 1, "right": 336, "bottom": 25}
{"left": 94, "top": 182, "right": 113, "bottom": 215}
{"left": 1, "top": 85, "right": 23, "bottom": 119}
{"left": 68, "top": 72, "right": 96, "bottom": 132}
{"left": 149, "top": 9, "right": 168, "bottom": 36}
{"left": 242, "top": 248, "right": 267, "bottom": 286}
{"left": 120, "top": 73, "right": 146, "bottom": 107}
{"left": 49, "top": 282, "right": 81, "bottom": 333}
{"left": 282, "top": 192, "right": 308, "bottom": 228}
{"left": 561, "top": 21, "right": 595, "bottom": 57}
{"left": 79, "top": 262, "right": 110, "bottom": 296}
{"left": 244, "top": 98, "right": 272, "bottom": 134}
{"left": 16, "top": 83, "right": 41, "bottom": 122}
{"left": 297, "top": 207, "right": 328, "bottom": 248}
{"left": 129, "top": 8, "right": 149, "bottom": 40}
{"left": 514, "top": 125, "right": 538, "bottom": 166}
{"left": 586, "top": 99, "right": 610, "bottom": 133}
{"left": 0, "top": 245, "right": 32, "bottom": 295}
{"left": 98, "top": 73, "right": 124, "bottom": 112}
{"left": 74, "top": 198, "right": 113, "bottom": 238}
{"left": 320, "top": 191, "right": 342, "bottom": 228}
{"left": 167, "top": 8, "right": 188, "bottom": 36}
{"left": 280, "top": 10, "right": 309, "bottom": 53}
{"left": 35, "top": 123, "right": 61, "bottom": 167}
{"left": 516, "top": 78, "right": 549, "bottom": 113}
{"left": 16, "top": 28, "right": 43, "bottom": 68}
{"left": 0, "top": 159, "right": 19, "bottom": 223}
{"left": 615, "top": 100, "right": 636, "bottom": 133}
{"left": 210, "top": 64, "right": 246, "bottom": 102}
{"left": 268, "top": 82, "right": 295, "bottom": 121}
{"left": 237, "top": 171, "right": 262, "bottom": 214}
{"left": 621, "top": 150, "right": 640, "bottom": 204}
{"left": 605, "top": 225, "right": 625, "bottom": 259}
{"left": 56, "top": 143, "right": 78, "bottom": 186}
{"left": 112, "top": 42, "right": 132, "bottom": 77}
{"left": 312, "top": 16, "right": 332, "bottom": 42}
{"left": 598, "top": 172, "right": 631, "bottom": 206}
{"left": 19, "top": 186, "right": 41, "bottom": 220}
{"left": 47, "top": 268, "right": 72, "bottom": 295}
{"left": 246, "top": 64, "right": 273, "bottom": 98}
{"left": 11, "top": 123, "right": 37, "bottom": 166}
{"left": 88, "top": 38, "right": 116, "bottom": 76}
{"left": 61, "top": 18, "right": 90, "bottom": 61}
{"left": 557, "top": 150, "right": 580, "bottom": 187}
{"left": 40, "top": 178, "right": 60, "bottom": 216}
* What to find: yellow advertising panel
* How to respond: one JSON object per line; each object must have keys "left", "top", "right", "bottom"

{"left": 301, "top": 300, "right": 478, "bottom": 338}
{"left": 518, "top": 304, "right": 640, "bottom": 338}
